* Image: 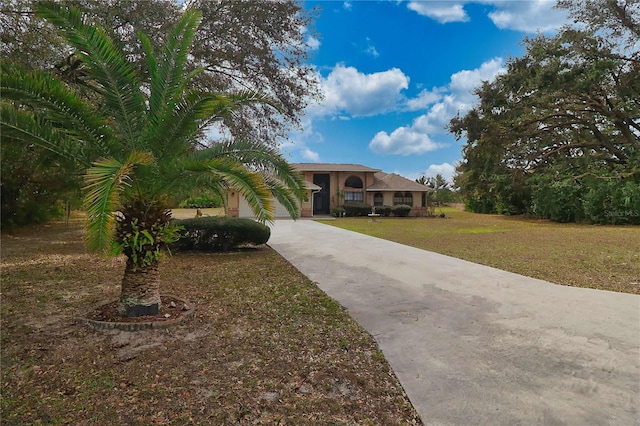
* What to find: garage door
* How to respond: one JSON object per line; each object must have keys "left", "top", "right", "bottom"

{"left": 238, "top": 196, "right": 296, "bottom": 218}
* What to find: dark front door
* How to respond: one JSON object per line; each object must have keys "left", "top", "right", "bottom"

{"left": 313, "top": 174, "right": 330, "bottom": 215}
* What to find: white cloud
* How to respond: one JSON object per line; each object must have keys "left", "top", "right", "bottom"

{"left": 364, "top": 37, "right": 379, "bottom": 58}
{"left": 316, "top": 64, "right": 409, "bottom": 117}
{"left": 423, "top": 163, "right": 456, "bottom": 182}
{"left": 407, "top": 1, "right": 567, "bottom": 33}
{"left": 447, "top": 56, "right": 505, "bottom": 105}
{"left": 423, "top": 57, "right": 505, "bottom": 130}
{"left": 306, "top": 35, "right": 320, "bottom": 50}
{"left": 343, "top": 1, "right": 352, "bottom": 11}
{"left": 369, "top": 58, "right": 505, "bottom": 156}
{"left": 486, "top": 0, "right": 567, "bottom": 33}
{"left": 407, "top": 2, "right": 469, "bottom": 23}
{"left": 369, "top": 127, "right": 444, "bottom": 156}
{"left": 301, "top": 148, "right": 320, "bottom": 162}
{"left": 405, "top": 87, "right": 443, "bottom": 111}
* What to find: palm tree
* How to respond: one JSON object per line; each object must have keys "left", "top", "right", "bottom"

{"left": 0, "top": 2, "right": 305, "bottom": 317}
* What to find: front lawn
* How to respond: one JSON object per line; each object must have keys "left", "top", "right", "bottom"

{"left": 1, "top": 217, "right": 421, "bottom": 424}
{"left": 321, "top": 208, "right": 640, "bottom": 294}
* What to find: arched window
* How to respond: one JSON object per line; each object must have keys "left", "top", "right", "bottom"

{"left": 374, "top": 192, "right": 383, "bottom": 206}
{"left": 404, "top": 192, "right": 413, "bottom": 207}
{"left": 343, "top": 175, "right": 364, "bottom": 204}
{"left": 344, "top": 176, "right": 363, "bottom": 188}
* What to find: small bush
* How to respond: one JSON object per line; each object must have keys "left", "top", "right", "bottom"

{"left": 392, "top": 204, "right": 412, "bottom": 217}
{"left": 342, "top": 203, "right": 373, "bottom": 217}
{"left": 178, "top": 195, "right": 221, "bottom": 209}
{"left": 331, "top": 206, "right": 346, "bottom": 218}
{"left": 378, "top": 205, "right": 392, "bottom": 217}
{"left": 171, "top": 217, "right": 270, "bottom": 252}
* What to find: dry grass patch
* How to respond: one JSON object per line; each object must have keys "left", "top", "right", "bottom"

{"left": 1, "top": 218, "right": 421, "bottom": 425}
{"left": 321, "top": 208, "right": 639, "bottom": 294}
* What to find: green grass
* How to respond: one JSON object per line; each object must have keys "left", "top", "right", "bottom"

{"left": 321, "top": 207, "right": 640, "bottom": 294}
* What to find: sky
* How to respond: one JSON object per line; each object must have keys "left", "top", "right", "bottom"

{"left": 281, "top": 0, "right": 571, "bottom": 182}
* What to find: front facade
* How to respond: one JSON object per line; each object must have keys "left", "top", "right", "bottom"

{"left": 229, "top": 163, "right": 432, "bottom": 218}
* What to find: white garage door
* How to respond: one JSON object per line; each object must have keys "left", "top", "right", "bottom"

{"left": 238, "top": 196, "right": 296, "bottom": 218}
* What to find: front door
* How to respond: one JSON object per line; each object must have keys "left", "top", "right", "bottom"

{"left": 313, "top": 173, "right": 330, "bottom": 215}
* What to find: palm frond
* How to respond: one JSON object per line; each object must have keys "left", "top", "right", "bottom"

{"left": 0, "top": 105, "right": 89, "bottom": 167}
{"left": 147, "top": 89, "right": 281, "bottom": 162}
{"left": 181, "top": 157, "right": 274, "bottom": 222}
{"left": 35, "top": 1, "right": 146, "bottom": 147}
{"left": 145, "top": 91, "right": 236, "bottom": 160}
{"left": 143, "top": 8, "right": 203, "bottom": 128}
{"left": 264, "top": 176, "right": 302, "bottom": 219}
{"left": 227, "top": 90, "right": 282, "bottom": 112}
{"left": 83, "top": 151, "right": 155, "bottom": 254}
{"left": 1, "top": 63, "right": 115, "bottom": 159}
{"left": 201, "top": 139, "right": 307, "bottom": 199}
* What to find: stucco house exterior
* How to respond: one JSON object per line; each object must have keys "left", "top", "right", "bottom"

{"left": 228, "top": 163, "right": 432, "bottom": 218}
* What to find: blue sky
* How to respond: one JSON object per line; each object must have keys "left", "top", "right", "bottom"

{"left": 281, "top": 0, "right": 570, "bottom": 182}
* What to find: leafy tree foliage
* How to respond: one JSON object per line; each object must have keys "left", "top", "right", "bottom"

{"left": 1, "top": 2, "right": 305, "bottom": 316}
{"left": 450, "top": 0, "right": 639, "bottom": 223}
{"left": 1, "top": 141, "right": 81, "bottom": 226}
{"left": 416, "top": 174, "right": 459, "bottom": 206}
{"left": 0, "top": 0, "right": 320, "bottom": 226}
{"left": 1, "top": 0, "right": 319, "bottom": 142}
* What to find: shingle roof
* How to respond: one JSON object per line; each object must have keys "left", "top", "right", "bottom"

{"left": 304, "top": 181, "right": 321, "bottom": 191}
{"left": 292, "top": 163, "right": 381, "bottom": 173}
{"left": 368, "top": 172, "right": 432, "bottom": 192}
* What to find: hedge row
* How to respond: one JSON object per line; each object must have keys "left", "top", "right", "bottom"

{"left": 178, "top": 195, "right": 222, "bottom": 208}
{"left": 331, "top": 203, "right": 413, "bottom": 217}
{"left": 171, "top": 216, "right": 270, "bottom": 252}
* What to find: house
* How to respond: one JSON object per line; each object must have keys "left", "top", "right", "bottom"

{"left": 228, "top": 163, "right": 432, "bottom": 218}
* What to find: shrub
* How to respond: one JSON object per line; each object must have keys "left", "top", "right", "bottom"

{"left": 171, "top": 217, "right": 270, "bottom": 252}
{"left": 392, "top": 204, "right": 412, "bottom": 217}
{"left": 178, "top": 195, "right": 221, "bottom": 209}
{"left": 528, "top": 176, "right": 584, "bottom": 223}
{"left": 378, "top": 205, "right": 392, "bottom": 217}
{"left": 582, "top": 179, "right": 640, "bottom": 225}
{"left": 331, "top": 206, "right": 346, "bottom": 218}
{"left": 342, "top": 202, "right": 372, "bottom": 217}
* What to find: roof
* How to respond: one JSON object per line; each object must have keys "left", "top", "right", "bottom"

{"left": 292, "top": 163, "right": 381, "bottom": 173}
{"left": 367, "top": 172, "right": 432, "bottom": 192}
{"left": 304, "top": 180, "right": 321, "bottom": 191}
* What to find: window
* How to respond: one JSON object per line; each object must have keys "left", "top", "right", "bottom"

{"left": 403, "top": 192, "right": 413, "bottom": 207}
{"left": 344, "top": 191, "right": 363, "bottom": 203}
{"left": 393, "top": 192, "right": 413, "bottom": 206}
{"left": 344, "top": 175, "right": 363, "bottom": 189}
{"left": 374, "top": 192, "right": 383, "bottom": 206}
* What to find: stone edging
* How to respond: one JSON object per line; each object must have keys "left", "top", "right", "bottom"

{"left": 79, "top": 297, "right": 194, "bottom": 331}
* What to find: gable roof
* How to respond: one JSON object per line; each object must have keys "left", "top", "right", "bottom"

{"left": 368, "top": 172, "right": 432, "bottom": 192}
{"left": 292, "top": 163, "right": 381, "bottom": 173}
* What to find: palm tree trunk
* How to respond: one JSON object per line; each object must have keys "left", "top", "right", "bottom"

{"left": 118, "top": 262, "right": 161, "bottom": 317}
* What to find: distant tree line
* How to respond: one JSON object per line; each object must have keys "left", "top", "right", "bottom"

{"left": 448, "top": 0, "right": 639, "bottom": 224}
{"left": 416, "top": 174, "right": 460, "bottom": 207}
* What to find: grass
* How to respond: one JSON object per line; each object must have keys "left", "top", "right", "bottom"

{"left": 320, "top": 207, "right": 640, "bottom": 295}
{"left": 1, "top": 216, "right": 421, "bottom": 425}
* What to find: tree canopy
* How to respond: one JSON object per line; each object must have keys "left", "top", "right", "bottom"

{"left": 1, "top": 0, "right": 320, "bottom": 143}
{"left": 449, "top": 0, "right": 640, "bottom": 223}
{"left": 0, "top": 0, "right": 320, "bottom": 226}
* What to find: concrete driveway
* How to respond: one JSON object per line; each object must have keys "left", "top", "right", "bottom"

{"left": 268, "top": 219, "right": 640, "bottom": 426}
